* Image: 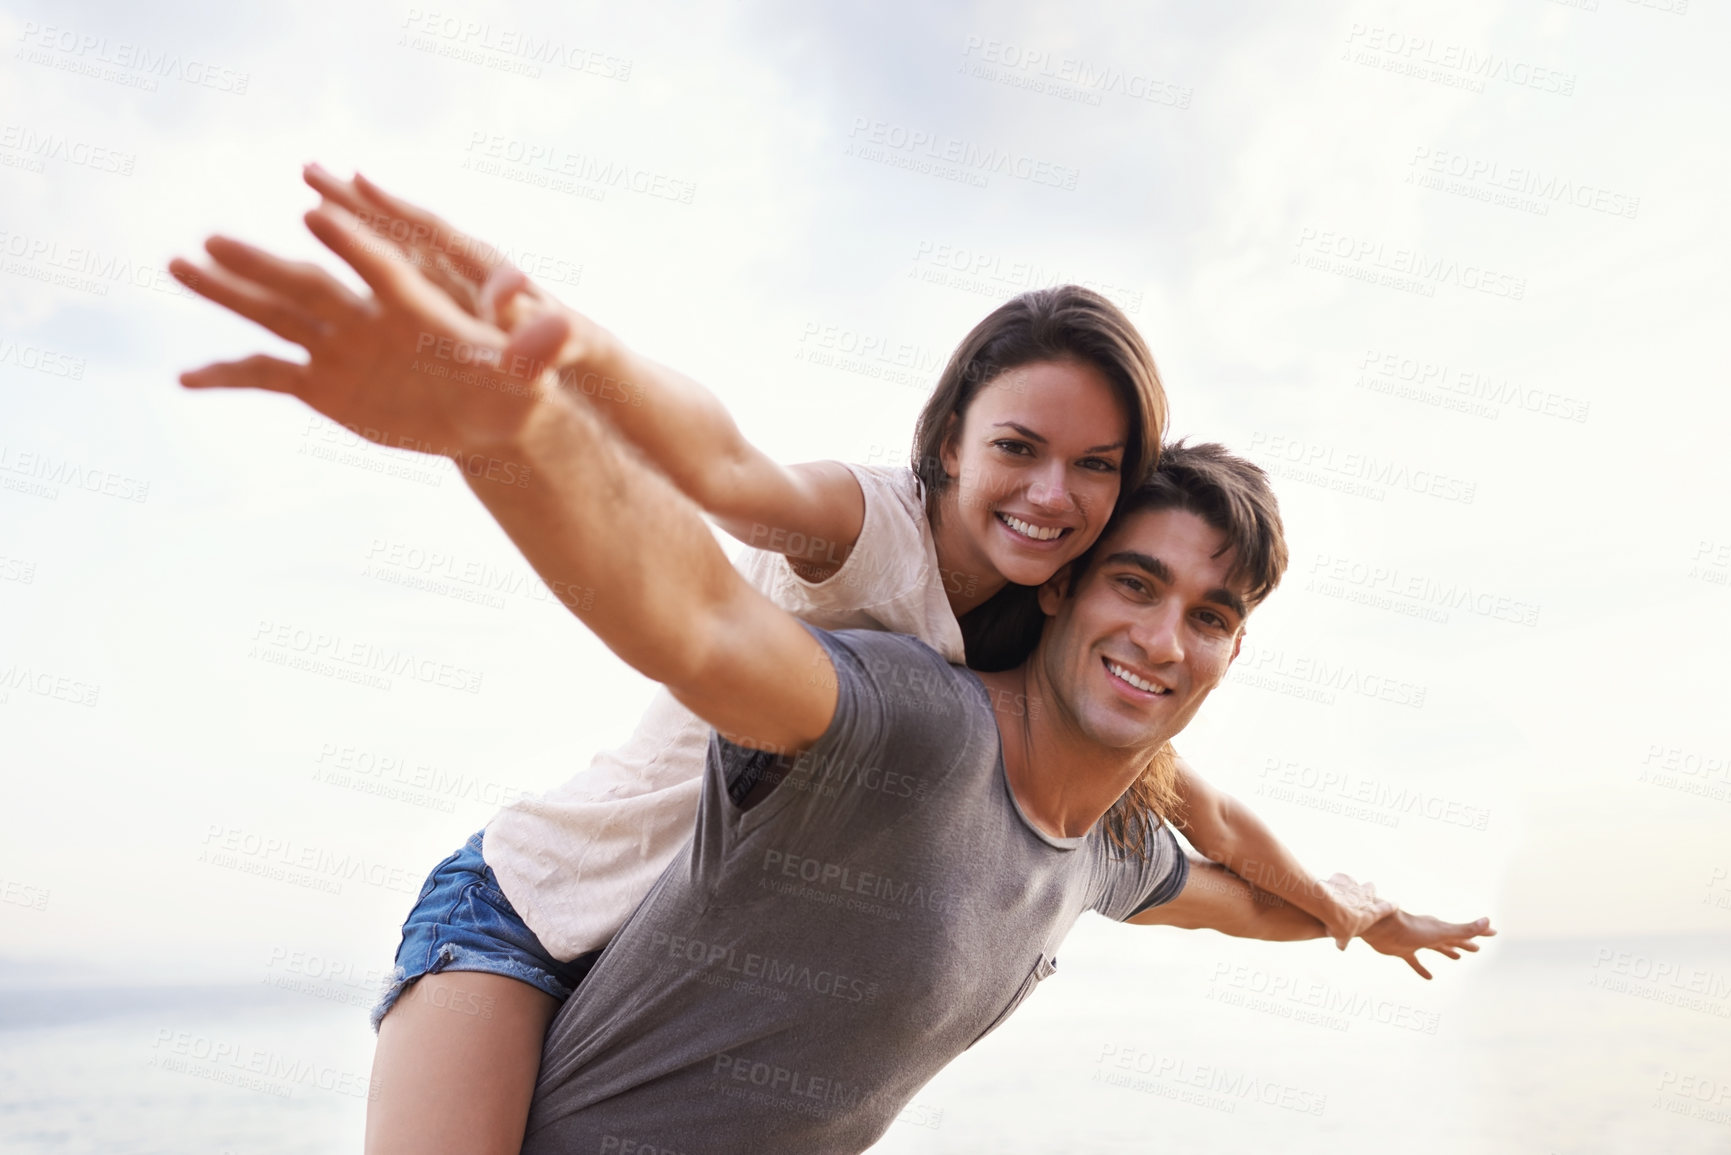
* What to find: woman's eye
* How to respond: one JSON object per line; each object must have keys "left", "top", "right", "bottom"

{"left": 992, "top": 440, "right": 1034, "bottom": 456}
{"left": 1079, "top": 457, "right": 1121, "bottom": 473}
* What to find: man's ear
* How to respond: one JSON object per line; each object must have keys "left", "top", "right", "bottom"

{"left": 1037, "top": 563, "right": 1074, "bottom": 617}
{"left": 1228, "top": 629, "right": 1245, "bottom": 666}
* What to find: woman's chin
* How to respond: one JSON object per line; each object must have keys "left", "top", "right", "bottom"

{"left": 991, "top": 550, "right": 1074, "bottom": 589}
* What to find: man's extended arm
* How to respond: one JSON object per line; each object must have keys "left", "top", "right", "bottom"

{"left": 464, "top": 384, "right": 837, "bottom": 752}
{"left": 172, "top": 202, "right": 838, "bottom": 755}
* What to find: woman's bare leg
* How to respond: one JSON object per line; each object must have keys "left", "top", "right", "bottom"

{"left": 365, "top": 972, "right": 560, "bottom": 1155}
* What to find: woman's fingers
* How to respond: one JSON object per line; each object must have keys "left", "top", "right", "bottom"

{"left": 302, "top": 163, "right": 378, "bottom": 225}
{"left": 203, "top": 235, "right": 367, "bottom": 325}
{"left": 305, "top": 165, "right": 505, "bottom": 315}
{"left": 1406, "top": 955, "right": 1433, "bottom": 981}
{"left": 479, "top": 266, "right": 534, "bottom": 328}
{"left": 180, "top": 353, "right": 309, "bottom": 397}
{"left": 303, "top": 203, "right": 440, "bottom": 312}
{"left": 169, "top": 256, "right": 326, "bottom": 349}
{"left": 504, "top": 310, "right": 576, "bottom": 372}
{"left": 354, "top": 169, "right": 507, "bottom": 283}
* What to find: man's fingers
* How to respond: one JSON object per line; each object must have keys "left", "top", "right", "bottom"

{"left": 204, "top": 235, "right": 367, "bottom": 325}
{"left": 1406, "top": 955, "right": 1433, "bottom": 981}
{"left": 170, "top": 257, "right": 326, "bottom": 349}
{"left": 180, "top": 354, "right": 309, "bottom": 397}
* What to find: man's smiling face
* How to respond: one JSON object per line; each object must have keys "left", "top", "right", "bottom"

{"left": 1034, "top": 506, "right": 1248, "bottom": 752}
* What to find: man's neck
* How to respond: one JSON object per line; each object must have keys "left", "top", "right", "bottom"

{"left": 974, "top": 663, "right": 1159, "bottom": 840}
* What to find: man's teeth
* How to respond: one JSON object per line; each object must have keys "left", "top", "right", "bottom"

{"left": 1000, "top": 514, "right": 1064, "bottom": 542}
{"left": 1106, "top": 660, "right": 1166, "bottom": 695}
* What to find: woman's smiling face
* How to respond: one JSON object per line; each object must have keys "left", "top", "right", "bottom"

{"left": 936, "top": 357, "right": 1130, "bottom": 592}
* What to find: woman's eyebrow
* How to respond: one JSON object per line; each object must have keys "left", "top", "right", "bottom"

{"left": 991, "top": 422, "right": 1125, "bottom": 454}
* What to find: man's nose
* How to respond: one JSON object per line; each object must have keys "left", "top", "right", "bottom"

{"left": 1129, "top": 601, "right": 1184, "bottom": 667}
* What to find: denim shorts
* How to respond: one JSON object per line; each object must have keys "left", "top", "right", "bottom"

{"left": 371, "top": 830, "right": 601, "bottom": 1032}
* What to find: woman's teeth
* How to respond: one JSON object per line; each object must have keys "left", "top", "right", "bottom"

{"left": 999, "top": 513, "right": 1065, "bottom": 542}
{"left": 1106, "top": 660, "right": 1166, "bottom": 695}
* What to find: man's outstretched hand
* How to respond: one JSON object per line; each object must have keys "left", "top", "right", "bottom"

{"left": 169, "top": 202, "right": 581, "bottom": 464}
{"left": 1361, "top": 910, "right": 1496, "bottom": 980}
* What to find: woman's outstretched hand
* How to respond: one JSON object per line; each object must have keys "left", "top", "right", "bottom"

{"left": 169, "top": 201, "right": 581, "bottom": 464}
{"left": 1317, "top": 872, "right": 1399, "bottom": 949}
{"left": 1360, "top": 910, "right": 1497, "bottom": 980}
{"left": 303, "top": 164, "right": 563, "bottom": 329}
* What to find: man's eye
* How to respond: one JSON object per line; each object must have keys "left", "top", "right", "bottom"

{"left": 1117, "top": 575, "right": 1148, "bottom": 595}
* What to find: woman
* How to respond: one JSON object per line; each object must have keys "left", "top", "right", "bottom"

{"left": 171, "top": 170, "right": 1393, "bottom": 1155}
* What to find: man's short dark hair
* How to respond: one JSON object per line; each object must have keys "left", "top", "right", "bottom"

{"left": 1069, "top": 438, "right": 1289, "bottom": 612}
{"left": 959, "top": 439, "right": 1289, "bottom": 673}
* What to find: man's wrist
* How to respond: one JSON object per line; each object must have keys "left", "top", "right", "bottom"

{"left": 554, "top": 325, "right": 642, "bottom": 409}
{"left": 455, "top": 386, "right": 584, "bottom": 490}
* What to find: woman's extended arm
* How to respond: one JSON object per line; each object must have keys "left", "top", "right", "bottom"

{"left": 1170, "top": 754, "right": 1395, "bottom": 947}
{"left": 301, "top": 165, "right": 866, "bottom": 579}
{"left": 1128, "top": 859, "right": 1495, "bottom": 978}
{"left": 1127, "top": 858, "right": 1327, "bottom": 941}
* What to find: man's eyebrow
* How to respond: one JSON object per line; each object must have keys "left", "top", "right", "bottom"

{"left": 992, "top": 422, "right": 1125, "bottom": 455}
{"left": 1100, "top": 551, "right": 1172, "bottom": 584}
{"left": 1101, "top": 551, "right": 1248, "bottom": 619}
{"left": 1204, "top": 586, "right": 1248, "bottom": 620}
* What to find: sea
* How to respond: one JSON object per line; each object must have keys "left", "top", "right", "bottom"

{"left": 3, "top": 931, "right": 1728, "bottom": 1154}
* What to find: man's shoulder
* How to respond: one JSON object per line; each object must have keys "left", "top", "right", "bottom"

{"left": 810, "top": 626, "right": 988, "bottom": 728}
{"left": 816, "top": 626, "right": 966, "bottom": 676}
{"left": 1084, "top": 818, "right": 1190, "bottom": 921}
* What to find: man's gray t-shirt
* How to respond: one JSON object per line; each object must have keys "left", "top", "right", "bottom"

{"left": 522, "top": 628, "right": 1189, "bottom": 1155}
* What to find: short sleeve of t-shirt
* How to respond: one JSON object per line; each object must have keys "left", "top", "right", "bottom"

{"left": 729, "top": 466, "right": 966, "bottom": 665}
{"left": 708, "top": 626, "right": 984, "bottom": 854}
{"left": 1091, "top": 823, "right": 1191, "bottom": 922}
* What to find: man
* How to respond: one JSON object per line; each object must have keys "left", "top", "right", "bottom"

{"left": 171, "top": 198, "right": 1492, "bottom": 1154}
{"left": 519, "top": 443, "right": 1463, "bottom": 1155}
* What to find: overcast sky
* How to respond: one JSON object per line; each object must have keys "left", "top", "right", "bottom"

{"left": 2, "top": 0, "right": 1727, "bottom": 994}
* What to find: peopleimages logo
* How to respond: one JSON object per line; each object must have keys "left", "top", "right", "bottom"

{"left": 957, "top": 37, "right": 1193, "bottom": 110}
{"left": 1247, "top": 432, "right": 1477, "bottom": 506}
{"left": 1406, "top": 147, "right": 1639, "bottom": 220}
{"left": 1341, "top": 24, "right": 1576, "bottom": 97}
{"left": 14, "top": 21, "right": 250, "bottom": 94}
{"left": 1354, "top": 347, "right": 1590, "bottom": 425}
{"left": 1293, "top": 227, "right": 1526, "bottom": 301}
{"left": 845, "top": 117, "right": 1080, "bottom": 191}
